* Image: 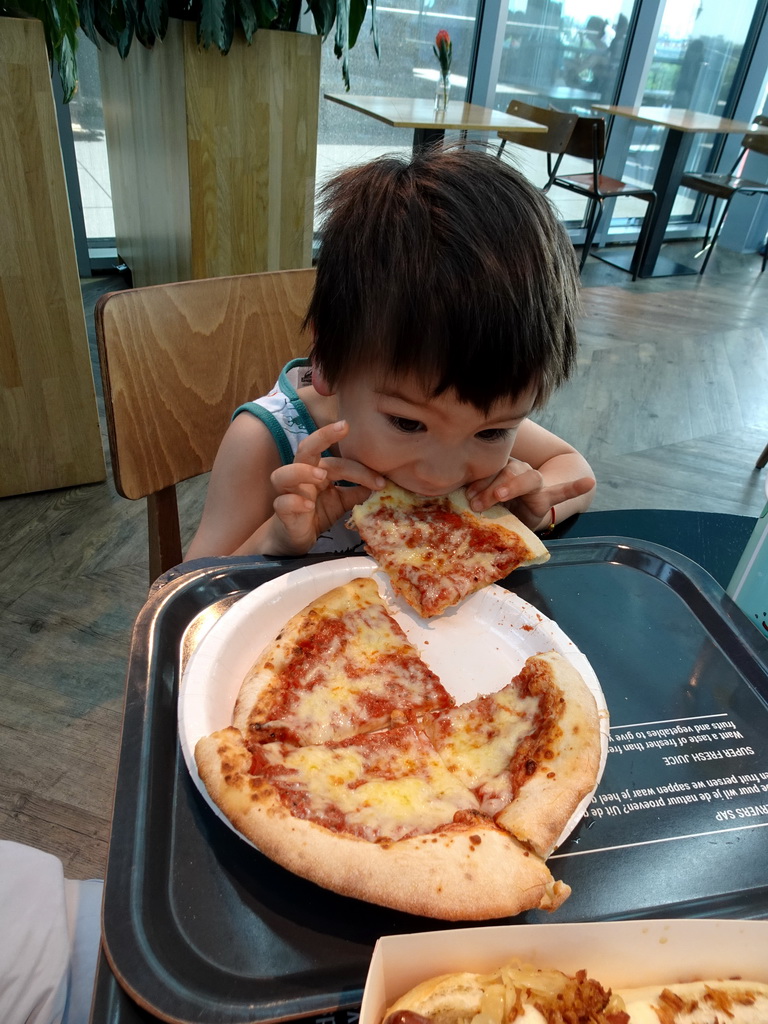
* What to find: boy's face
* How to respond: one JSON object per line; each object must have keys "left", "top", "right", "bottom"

{"left": 332, "top": 370, "right": 536, "bottom": 497}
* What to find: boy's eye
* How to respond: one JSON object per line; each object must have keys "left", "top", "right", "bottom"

{"left": 475, "top": 428, "right": 512, "bottom": 442}
{"left": 388, "top": 416, "right": 425, "bottom": 433}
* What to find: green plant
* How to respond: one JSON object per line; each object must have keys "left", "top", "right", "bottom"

{"left": 1, "top": 0, "right": 376, "bottom": 104}
{"left": 1, "top": 0, "right": 80, "bottom": 100}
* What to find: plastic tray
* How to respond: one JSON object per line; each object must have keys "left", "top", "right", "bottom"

{"left": 101, "top": 537, "right": 768, "bottom": 1024}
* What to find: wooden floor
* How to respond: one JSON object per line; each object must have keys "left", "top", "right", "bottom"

{"left": 1, "top": 240, "right": 767, "bottom": 880}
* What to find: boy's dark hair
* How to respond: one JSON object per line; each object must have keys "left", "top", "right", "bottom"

{"left": 306, "top": 143, "right": 581, "bottom": 411}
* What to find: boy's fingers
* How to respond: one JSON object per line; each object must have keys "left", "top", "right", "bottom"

{"left": 468, "top": 465, "right": 541, "bottom": 512}
{"left": 274, "top": 493, "right": 315, "bottom": 516}
{"left": 271, "top": 462, "right": 327, "bottom": 494}
{"left": 319, "top": 457, "right": 386, "bottom": 491}
{"left": 294, "top": 420, "right": 349, "bottom": 465}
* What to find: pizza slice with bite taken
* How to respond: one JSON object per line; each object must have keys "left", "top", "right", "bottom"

{"left": 423, "top": 651, "right": 602, "bottom": 858}
{"left": 347, "top": 482, "right": 549, "bottom": 618}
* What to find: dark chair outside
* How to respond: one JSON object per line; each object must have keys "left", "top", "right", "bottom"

{"left": 497, "top": 101, "right": 579, "bottom": 191}
{"left": 680, "top": 114, "right": 768, "bottom": 275}
{"left": 551, "top": 115, "right": 657, "bottom": 280}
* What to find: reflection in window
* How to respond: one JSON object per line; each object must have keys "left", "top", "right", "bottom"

{"left": 317, "top": 0, "right": 479, "bottom": 191}
{"left": 634, "top": 0, "right": 759, "bottom": 221}
{"left": 493, "top": 0, "right": 633, "bottom": 225}
{"left": 67, "top": 32, "right": 115, "bottom": 242}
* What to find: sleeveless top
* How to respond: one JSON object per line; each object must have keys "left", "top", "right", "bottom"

{"left": 233, "top": 358, "right": 364, "bottom": 556}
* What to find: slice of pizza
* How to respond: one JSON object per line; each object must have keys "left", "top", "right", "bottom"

{"left": 423, "top": 651, "right": 601, "bottom": 858}
{"left": 348, "top": 482, "right": 550, "bottom": 618}
{"left": 195, "top": 724, "right": 570, "bottom": 920}
{"left": 232, "top": 576, "right": 454, "bottom": 747}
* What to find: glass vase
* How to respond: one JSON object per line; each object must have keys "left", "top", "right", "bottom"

{"left": 435, "top": 72, "right": 451, "bottom": 113}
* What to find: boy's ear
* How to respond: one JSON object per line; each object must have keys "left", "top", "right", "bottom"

{"left": 311, "top": 361, "right": 336, "bottom": 397}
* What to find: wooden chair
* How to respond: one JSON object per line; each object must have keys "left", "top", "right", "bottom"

{"left": 497, "top": 101, "right": 579, "bottom": 190}
{"left": 680, "top": 114, "right": 768, "bottom": 275}
{"left": 94, "top": 268, "right": 316, "bottom": 584}
{"left": 551, "top": 115, "right": 657, "bottom": 280}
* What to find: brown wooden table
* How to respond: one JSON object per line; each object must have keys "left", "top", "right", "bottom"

{"left": 324, "top": 93, "right": 547, "bottom": 152}
{"left": 592, "top": 105, "right": 768, "bottom": 278}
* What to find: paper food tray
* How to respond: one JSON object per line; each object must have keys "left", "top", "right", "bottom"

{"left": 360, "top": 919, "right": 768, "bottom": 1024}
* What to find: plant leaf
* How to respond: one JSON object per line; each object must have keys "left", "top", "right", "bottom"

{"left": 347, "top": 0, "right": 365, "bottom": 49}
{"left": 368, "top": 0, "right": 378, "bottom": 57}
{"left": 252, "top": 0, "right": 277, "bottom": 27}
{"left": 77, "top": 0, "right": 101, "bottom": 48}
{"left": 56, "top": 28, "right": 78, "bottom": 100}
{"left": 233, "top": 0, "right": 257, "bottom": 39}
{"left": 333, "top": 0, "right": 349, "bottom": 88}
{"left": 116, "top": 0, "right": 137, "bottom": 56}
{"left": 138, "top": 0, "right": 168, "bottom": 42}
{"left": 305, "top": 0, "right": 335, "bottom": 37}
{"left": 92, "top": 0, "right": 127, "bottom": 49}
{"left": 198, "top": 0, "right": 235, "bottom": 51}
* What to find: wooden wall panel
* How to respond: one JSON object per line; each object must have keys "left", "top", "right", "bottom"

{"left": 99, "top": 25, "right": 193, "bottom": 288}
{"left": 99, "top": 26, "right": 320, "bottom": 288}
{"left": 0, "top": 19, "right": 105, "bottom": 496}
{"left": 184, "top": 25, "right": 320, "bottom": 278}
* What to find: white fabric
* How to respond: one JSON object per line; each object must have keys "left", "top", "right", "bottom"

{"left": 0, "top": 842, "right": 103, "bottom": 1024}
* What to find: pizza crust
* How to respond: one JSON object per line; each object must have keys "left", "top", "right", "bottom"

{"left": 496, "top": 652, "right": 602, "bottom": 857}
{"left": 195, "top": 727, "right": 570, "bottom": 920}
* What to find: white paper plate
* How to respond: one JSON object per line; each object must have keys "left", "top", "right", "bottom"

{"left": 179, "top": 556, "right": 609, "bottom": 851}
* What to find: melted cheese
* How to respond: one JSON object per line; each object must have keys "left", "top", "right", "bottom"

{"left": 288, "top": 611, "right": 416, "bottom": 741}
{"left": 431, "top": 686, "right": 540, "bottom": 789}
{"left": 370, "top": 515, "right": 487, "bottom": 570}
{"left": 264, "top": 729, "right": 479, "bottom": 841}
{"left": 247, "top": 578, "right": 450, "bottom": 745}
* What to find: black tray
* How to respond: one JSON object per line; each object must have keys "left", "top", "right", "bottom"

{"left": 101, "top": 537, "right": 768, "bottom": 1024}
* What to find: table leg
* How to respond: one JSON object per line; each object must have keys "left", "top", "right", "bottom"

{"left": 636, "top": 127, "right": 696, "bottom": 277}
{"left": 413, "top": 127, "right": 446, "bottom": 152}
{"left": 592, "top": 127, "right": 698, "bottom": 279}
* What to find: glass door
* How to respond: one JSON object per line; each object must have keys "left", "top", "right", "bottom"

{"left": 625, "top": 0, "right": 762, "bottom": 224}
{"left": 65, "top": 33, "right": 115, "bottom": 248}
{"left": 491, "top": 0, "right": 636, "bottom": 222}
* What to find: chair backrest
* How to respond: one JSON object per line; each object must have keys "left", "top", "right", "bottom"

{"left": 564, "top": 115, "right": 606, "bottom": 163}
{"left": 743, "top": 123, "right": 768, "bottom": 159}
{"left": 95, "top": 267, "right": 316, "bottom": 581}
{"left": 498, "top": 101, "right": 578, "bottom": 156}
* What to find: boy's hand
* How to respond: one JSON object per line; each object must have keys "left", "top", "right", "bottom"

{"left": 466, "top": 457, "right": 595, "bottom": 531}
{"left": 266, "top": 421, "right": 385, "bottom": 554}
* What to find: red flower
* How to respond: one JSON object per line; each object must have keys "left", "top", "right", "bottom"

{"left": 433, "top": 30, "right": 452, "bottom": 77}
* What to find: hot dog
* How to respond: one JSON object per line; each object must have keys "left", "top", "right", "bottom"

{"left": 382, "top": 961, "right": 768, "bottom": 1024}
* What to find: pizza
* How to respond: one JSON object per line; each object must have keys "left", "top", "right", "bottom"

{"left": 232, "top": 576, "right": 454, "bottom": 746}
{"left": 194, "top": 576, "right": 602, "bottom": 920}
{"left": 422, "top": 653, "right": 601, "bottom": 858}
{"left": 381, "top": 959, "right": 768, "bottom": 1024}
{"left": 347, "top": 482, "right": 550, "bottom": 618}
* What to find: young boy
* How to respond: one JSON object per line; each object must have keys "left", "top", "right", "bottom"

{"left": 186, "top": 144, "right": 595, "bottom": 561}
